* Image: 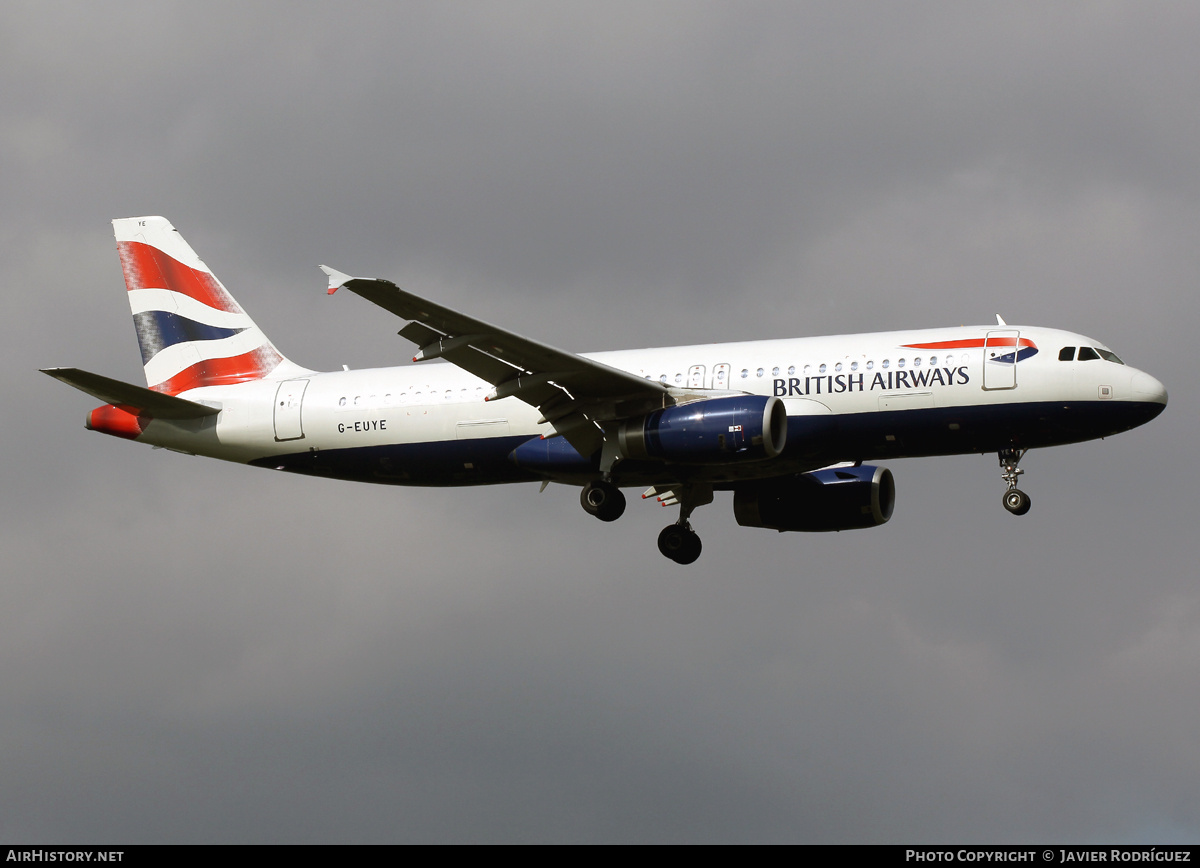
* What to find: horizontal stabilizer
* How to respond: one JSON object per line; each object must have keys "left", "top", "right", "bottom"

{"left": 41, "top": 368, "right": 220, "bottom": 418}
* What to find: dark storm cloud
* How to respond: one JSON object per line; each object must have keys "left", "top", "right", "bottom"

{"left": 4, "top": 1, "right": 1198, "bottom": 842}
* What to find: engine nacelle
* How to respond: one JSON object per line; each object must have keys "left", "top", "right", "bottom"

{"left": 733, "top": 465, "right": 895, "bottom": 531}
{"left": 618, "top": 395, "right": 788, "bottom": 464}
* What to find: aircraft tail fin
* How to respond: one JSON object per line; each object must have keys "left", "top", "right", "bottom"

{"left": 113, "top": 216, "right": 294, "bottom": 395}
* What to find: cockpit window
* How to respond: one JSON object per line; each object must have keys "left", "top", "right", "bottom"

{"left": 1096, "top": 349, "right": 1124, "bottom": 365}
{"left": 1059, "top": 347, "right": 1075, "bottom": 361}
{"left": 1077, "top": 347, "right": 1100, "bottom": 361}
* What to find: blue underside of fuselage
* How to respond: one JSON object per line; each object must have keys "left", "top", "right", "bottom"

{"left": 249, "top": 400, "right": 1164, "bottom": 487}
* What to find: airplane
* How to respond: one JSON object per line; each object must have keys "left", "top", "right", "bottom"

{"left": 44, "top": 216, "right": 1168, "bottom": 564}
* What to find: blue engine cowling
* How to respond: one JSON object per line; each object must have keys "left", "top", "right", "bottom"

{"left": 733, "top": 465, "right": 895, "bottom": 531}
{"left": 618, "top": 395, "right": 788, "bottom": 464}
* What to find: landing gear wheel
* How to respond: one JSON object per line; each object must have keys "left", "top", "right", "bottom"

{"left": 997, "top": 448, "right": 1031, "bottom": 516}
{"left": 1003, "top": 488, "right": 1031, "bottom": 516}
{"left": 658, "top": 524, "right": 703, "bottom": 564}
{"left": 581, "top": 481, "right": 626, "bottom": 522}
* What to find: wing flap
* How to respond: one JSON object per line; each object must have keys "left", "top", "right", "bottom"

{"left": 397, "top": 321, "right": 443, "bottom": 349}
{"left": 438, "top": 342, "right": 526, "bottom": 387}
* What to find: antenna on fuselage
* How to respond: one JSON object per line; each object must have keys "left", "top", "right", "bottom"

{"left": 995, "top": 314, "right": 1008, "bottom": 325}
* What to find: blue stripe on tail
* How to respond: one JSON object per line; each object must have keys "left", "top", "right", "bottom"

{"left": 132, "top": 310, "right": 246, "bottom": 365}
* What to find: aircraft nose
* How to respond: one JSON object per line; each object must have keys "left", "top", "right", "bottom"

{"left": 1130, "top": 371, "right": 1168, "bottom": 405}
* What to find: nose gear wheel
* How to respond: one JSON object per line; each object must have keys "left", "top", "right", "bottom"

{"left": 998, "top": 448, "right": 1031, "bottom": 516}
{"left": 1003, "top": 488, "right": 1031, "bottom": 515}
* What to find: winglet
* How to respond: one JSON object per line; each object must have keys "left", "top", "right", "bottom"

{"left": 319, "top": 264, "right": 354, "bottom": 296}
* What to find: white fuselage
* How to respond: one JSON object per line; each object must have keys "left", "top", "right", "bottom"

{"left": 132, "top": 324, "right": 1166, "bottom": 489}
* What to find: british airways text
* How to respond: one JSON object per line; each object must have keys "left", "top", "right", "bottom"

{"left": 773, "top": 366, "right": 970, "bottom": 397}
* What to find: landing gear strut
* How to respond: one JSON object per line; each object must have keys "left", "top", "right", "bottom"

{"left": 653, "top": 483, "right": 713, "bottom": 565}
{"left": 998, "top": 448, "right": 1031, "bottom": 515}
{"left": 581, "top": 479, "right": 626, "bottom": 522}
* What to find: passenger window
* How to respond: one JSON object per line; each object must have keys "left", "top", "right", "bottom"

{"left": 1059, "top": 347, "right": 1075, "bottom": 361}
{"left": 1078, "top": 347, "right": 1100, "bottom": 361}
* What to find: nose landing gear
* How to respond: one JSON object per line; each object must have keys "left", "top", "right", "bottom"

{"left": 998, "top": 448, "right": 1031, "bottom": 515}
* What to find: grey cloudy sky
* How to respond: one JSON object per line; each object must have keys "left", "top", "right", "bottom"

{"left": 3, "top": 1, "right": 1197, "bottom": 842}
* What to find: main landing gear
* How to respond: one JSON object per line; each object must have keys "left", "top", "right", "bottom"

{"left": 998, "top": 447, "right": 1031, "bottom": 516}
{"left": 580, "top": 479, "right": 626, "bottom": 522}
{"left": 658, "top": 524, "right": 702, "bottom": 565}
{"left": 579, "top": 479, "right": 712, "bottom": 565}
{"left": 652, "top": 484, "right": 713, "bottom": 565}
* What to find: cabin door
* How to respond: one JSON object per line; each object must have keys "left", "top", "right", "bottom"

{"left": 982, "top": 330, "right": 1020, "bottom": 391}
{"left": 274, "top": 379, "right": 309, "bottom": 441}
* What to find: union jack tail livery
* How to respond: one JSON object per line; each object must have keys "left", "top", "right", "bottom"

{"left": 114, "top": 216, "right": 291, "bottom": 395}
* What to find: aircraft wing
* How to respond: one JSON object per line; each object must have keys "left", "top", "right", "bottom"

{"left": 321, "top": 267, "right": 671, "bottom": 456}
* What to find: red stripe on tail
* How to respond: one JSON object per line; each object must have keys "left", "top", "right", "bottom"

{"left": 151, "top": 346, "right": 283, "bottom": 395}
{"left": 117, "top": 240, "right": 244, "bottom": 314}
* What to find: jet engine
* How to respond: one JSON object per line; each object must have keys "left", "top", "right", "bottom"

{"left": 733, "top": 464, "right": 895, "bottom": 531}
{"left": 618, "top": 395, "right": 788, "bottom": 464}
{"left": 509, "top": 395, "right": 788, "bottom": 474}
